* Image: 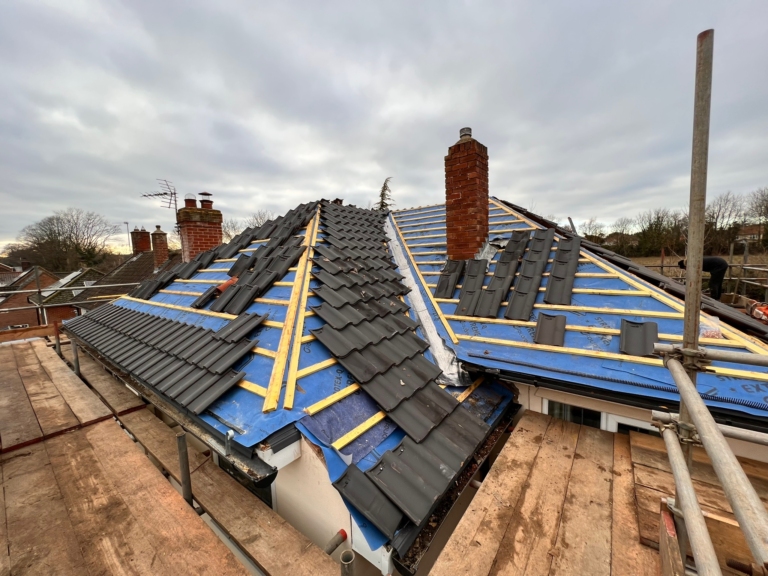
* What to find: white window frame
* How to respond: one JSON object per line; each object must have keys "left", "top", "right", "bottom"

{"left": 542, "top": 399, "right": 655, "bottom": 434}
{"left": 603, "top": 413, "right": 657, "bottom": 434}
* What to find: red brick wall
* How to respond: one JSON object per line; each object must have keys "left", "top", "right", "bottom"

{"left": 151, "top": 226, "right": 169, "bottom": 269}
{"left": 445, "top": 131, "right": 489, "bottom": 260}
{"left": 0, "top": 272, "right": 58, "bottom": 329}
{"left": 131, "top": 228, "right": 151, "bottom": 254}
{"left": 45, "top": 305, "right": 78, "bottom": 324}
{"left": 177, "top": 207, "right": 223, "bottom": 262}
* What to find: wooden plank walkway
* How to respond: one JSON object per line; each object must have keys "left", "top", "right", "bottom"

{"left": 0, "top": 341, "right": 112, "bottom": 453}
{"left": 1, "top": 419, "right": 248, "bottom": 576}
{"left": 630, "top": 430, "right": 768, "bottom": 572}
{"left": 118, "top": 408, "right": 340, "bottom": 576}
{"left": 61, "top": 345, "right": 145, "bottom": 415}
{"left": 430, "top": 411, "right": 659, "bottom": 576}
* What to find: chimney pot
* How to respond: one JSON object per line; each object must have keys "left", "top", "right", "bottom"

{"left": 199, "top": 192, "right": 213, "bottom": 210}
{"left": 460, "top": 127, "right": 472, "bottom": 139}
{"left": 184, "top": 193, "right": 197, "bottom": 208}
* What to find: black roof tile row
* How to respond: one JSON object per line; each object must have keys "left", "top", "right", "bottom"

{"left": 64, "top": 304, "right": 264, "bottom": 415}
{"left": 312, "top": 201, "right": 490, "bottom": 554}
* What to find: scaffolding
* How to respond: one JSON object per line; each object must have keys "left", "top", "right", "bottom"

{"left": 651, "top": 29, "right": 768, "bottom": 576}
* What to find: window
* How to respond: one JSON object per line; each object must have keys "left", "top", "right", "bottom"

{"left": 544, "top": 399, "right": 601, "bottom": 429}
{"left": 604, "top": 414, "right": 660, "bottom": 437}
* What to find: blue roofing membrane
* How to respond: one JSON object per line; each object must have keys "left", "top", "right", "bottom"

{"left": 390, "top": 198, "right": 768, "bottom": 419}
{"left": 96, "top": 210, "right": 513, "bottom": 469}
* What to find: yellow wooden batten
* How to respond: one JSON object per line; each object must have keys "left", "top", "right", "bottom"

{"left": 296, "top": 357, "right": 338, "bottom": 380}
{"left": 252, "top": 347, "right": 277, "bottom": 359}
{"left": 284, "top": 207, "right": 322, "bottom": 410}
{"left": 332, "top": 412, "right": 387, "bottom": 450}
{"left": 263, "top": 214, "right": 318, "bottom": 413}
{"left": 402, "top": 226, "right": 446, "bottom": 235}
{"left": 160, "top": 289, "right": 202, "bottom": 297}
{"left": 405, "top": 240, "right": 447, "bottom": 248}
{"left": 456, "top": 334, "right": 768, "bottom": 383}
{"left": 442, "top": 314, "right": 747, "bottom": 348}
{"left": 254, "top": 297, "right": 291, "bottom": 306}
{"left": 397, "top": 220, "right": 446, "bottom": 230}
{"left": 118, "top": 296, "right": 284, "bottom": 328}
{"left": 456, "top": 376, "right": 484, "bottom": 403}
{"left": 303, "top": 384, "right": 361, "bottom": 416}
{"left": 392, "top": 204, "right": 445, "bottom": 216}
{"left": 238, "top": 380, "right": 267, "bottom": 397}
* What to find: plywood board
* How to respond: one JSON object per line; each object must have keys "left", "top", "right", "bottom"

{"left": 45, "top": 428, "right": 180, "bottom": 575}
{"left": 430, "top": 412, "right": 551, "bottom": 576}
{"left": 1, "top": 442, "right": 88, "bottom": 575}
{"left": 62, "top": 347, "right": 144, "bottom": 415}
{"left": 549, "top": 426, "right": 613, "bottom": 576}
{"left": 489, "top": 417, "right": 581, "bottom": 576}
{"left": 0, "top": 346, "right": 42, "bottom": 453}
{"left": 610, "top": 434, "right": 660, "bottom": 576}
{"left": 32, "top": 341, "right": 111, "bottom": 426}
{"left": 13, "top": 346, "right": 79, "bottom": 437}
{"left": 120, "top": 408, "right": 337, "bottom": 576}
{"left": 83, "top": 420, "right": 248, "bottom": 575}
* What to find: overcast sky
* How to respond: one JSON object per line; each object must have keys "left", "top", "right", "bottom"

{"left": 1, "top": 1, "right": 767, "bottom": 251}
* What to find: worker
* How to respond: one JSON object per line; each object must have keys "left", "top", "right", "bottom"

{"left": 678, "top": 256, "right": 729, "bottom": 301}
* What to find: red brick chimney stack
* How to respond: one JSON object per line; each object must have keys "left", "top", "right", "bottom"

{"left": 445, "top": 127, "right": 489, "bottom": 260}
{"left": 177, "top": 192, "right": 223, "bottom": 262}
{"left": 151, "top": 226, "right": 169, "bottom": 270}
{"left": 130, "top": 226, "right": 152, "bottom": 255}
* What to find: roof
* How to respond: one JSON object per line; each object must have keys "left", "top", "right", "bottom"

{"left": 391, "top": 197, "right": 768, "bottom": 428}
{"left": 0, "top": 267, "right": 59, "bottom": 305}
{"left": 61, "top": 200, "right": 513, "bottom": 563}
{"left": 61, "top": 195, "right": 768, "bottom": 564}
{"left": 75, "top": 252, "right": 181, "bottom": 310}
{"left": 28, "top": 268, "right": 105, "bottom": 306}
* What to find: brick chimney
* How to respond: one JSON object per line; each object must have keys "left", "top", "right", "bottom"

{"left": 130, "top": 226, "right": 152, "bottom": 255}
{"left": 445, "top": 127, "right": 489, "bottom": 260}
{"left": 151, "top": 226, "right": 169, "bottom": 270}
{"left": 177, "top": 192, "right": 223, "bottom": 262}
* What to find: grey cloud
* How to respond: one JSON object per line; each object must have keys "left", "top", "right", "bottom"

{"left": 1, "top": 0, "right": 767, "bottom": 249}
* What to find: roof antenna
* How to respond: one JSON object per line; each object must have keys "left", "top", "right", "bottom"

{"left": 142, "top": 179, "right": 179, "bottom": 213}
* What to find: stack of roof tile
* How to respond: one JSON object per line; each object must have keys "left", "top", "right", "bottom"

{"left": 308, "top": 202, "right": 490, "bottom": 554}
{"left": 65, "top": 305, "right": 264, "bottom": 415}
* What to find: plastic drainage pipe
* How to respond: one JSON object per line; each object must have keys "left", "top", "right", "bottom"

{"left": 323, "top": 529, "right": 348, "bottom": 555}
{"left": 340, "top": 549, "right": 355, "bottom": 576}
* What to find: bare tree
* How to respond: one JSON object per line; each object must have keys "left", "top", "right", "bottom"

{"left": 221, "top": 218, "right": 243, "bottom": 243}
{"left": 579, "top": 217, "right": 606, "bottom": 243}
{"left": 748, "top": 187, "right": 768, "bottom": 245}
{"left": 10, "top": 208, "right": 120, "bottom": 270}
{"left": 244, "top": 209, "right": 275, "bottom": 229}
{"left": 374, "top": 177, "right": 394, "bottom": 211}
{"left": 609, "top": 217, "right": 635, "bottom": 254}
{"left": 705, "top": 191, "right": 745, "bottom": 253}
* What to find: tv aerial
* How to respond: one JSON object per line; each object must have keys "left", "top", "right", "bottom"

{"left": 142, "top": 179, "right": 179, "bottom": 213}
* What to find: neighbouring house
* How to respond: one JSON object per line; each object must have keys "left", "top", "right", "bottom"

{"left": 61, "top": 129, "right": 768, "bottom": 574}
{"left": 27, "top": 268, "right": 105, "bottom": 324}
{"left": 0, "top": 261, "right": 22, "bottom": 287}
{"left": 75, "top": 225, "right": 181, "bottom": 313}
{"left": 736, "top": 223, "right": 763, "bottom": 243}
{"left": 0, "top": 267, "right": 59, "bottom": 330}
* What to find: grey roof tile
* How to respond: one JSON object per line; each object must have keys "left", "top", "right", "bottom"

{"left": 534, "top": 313, "right": 567, "bottom": 347}
{"left": 619, "top": 319, "right": 659, "bottom": 357}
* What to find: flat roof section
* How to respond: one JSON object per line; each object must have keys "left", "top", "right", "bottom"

{"left": 430, "top": 411, "right": 660, "bottom": 576}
